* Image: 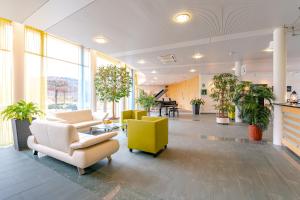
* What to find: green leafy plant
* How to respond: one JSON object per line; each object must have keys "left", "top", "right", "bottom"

{"left": 95, "top": 65, "right": 132, "bottom": 119}
{"left": 1, "top": 100, "right": 43, "bottom": 123}
{"left": 210, "top": 73, "right": 238, "bottom": 118}
{"left": 233, "top": 82, "right": 275, "bottom": 131}
{"left": 136, "top": 90, "right": 157, "bottom": 112}
{"left": 190, "top": 98, "right": 205, "bottom": 105}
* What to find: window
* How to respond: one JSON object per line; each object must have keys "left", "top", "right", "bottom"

{"left": 25, "top": 29, "right": 91, "bottom": 112}
{"left": 0, "top": 19, "right": 13, "bottom": 146}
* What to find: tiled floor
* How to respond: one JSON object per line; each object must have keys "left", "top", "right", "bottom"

{"left": 1, "top": 114, "right": 300, "bottom": 200}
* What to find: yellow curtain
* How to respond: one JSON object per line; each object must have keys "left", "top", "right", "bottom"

{"left": 0, "top": 18, "right": 13, "bottom": 146}
{"left": 24, "top": 27, "right": 47, "bottom": 112}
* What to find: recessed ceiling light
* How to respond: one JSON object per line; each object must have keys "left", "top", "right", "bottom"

{"left": 232, "top": 68, "right": 236, "bottom": 71}
{"left": 263, "top": 41, "right": 273, "bottom": 52}
{"left": 173, "top": 12, "right": 192, "bottom": 24}
{"left": 137, "top": 59, "right": 146, "bottom": 64}
{"left": 94, "top": 36, "right": 108, "bottom": 44}
{"left": 151, "top": 70, "right": 157, "bottom": 74}
{"left": 190, "top": 69, "right": 196, "bottom": 73}
{"left": 153, "top": 77, "right": 158, "bottom": 80}
{"left": 192, "top": 53, "right": 203, "bottom": 59}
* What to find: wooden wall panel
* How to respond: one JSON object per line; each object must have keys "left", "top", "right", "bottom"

{"left": 166, "top": 76, "right": 199, "bottom": 111}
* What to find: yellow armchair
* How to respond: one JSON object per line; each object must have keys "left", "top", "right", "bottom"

{"left": 121, "top": 110, "right": 148, "bottom": 125}
{"left": 127, "top": 116, "right": 168, "bottom": 156}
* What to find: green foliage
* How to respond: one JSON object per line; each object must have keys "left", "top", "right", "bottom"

{"left": 190, "top": 98, "right": 205, "bottom": 105}
{"left": 233, "top": 82, "right": 275, "bottom": 131}
{"left": 210, "top": 73, "right": 238, "bottom": 117}
{"left": 94, "top": 65, "right": 131, "bottom": 103}
{"left": 136, "top": 90, "right": 157, "bottom": 112}
{"left": 1, "top": 100, "right": 43, "bottom": 123}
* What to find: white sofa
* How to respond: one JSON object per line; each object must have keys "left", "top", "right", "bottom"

{"left": 47, "top": 110, "right": 108, "bottom": 132}
{"left": 28, "top": 120, "right": 119, "bottom": 175}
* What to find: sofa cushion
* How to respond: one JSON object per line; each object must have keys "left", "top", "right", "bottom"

{"left": 30, "top": 120, "right": 79, "bottom": 153}
{"left": 53, "top": 110, "right": 93, "bottom": 124}
{"left": 71, "top": 132, "right": 118, "bottom": 150}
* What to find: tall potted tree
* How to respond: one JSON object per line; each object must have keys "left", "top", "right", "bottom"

{"left": 190, "top": 98, "right": 205, "bottom": 115}
{"left": 94, "top": 65, "right": 131, "bottom": 119}
{"left": 210, "top": 73, "right": 238, "bottom": 124}
{"left": 1, "top": 100, "right": 43, "bottom": 150}
{"left": 136, "top": 90, "right": 157, "bottom": 115}
{"left": 233, "top": 83, "right": 275, "bottom": 141}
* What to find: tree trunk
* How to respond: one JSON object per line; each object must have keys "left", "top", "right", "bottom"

{"left": 112, "top": 101, "right": 115, "bottom": 119}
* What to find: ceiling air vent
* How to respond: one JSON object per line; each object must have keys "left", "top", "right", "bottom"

{"left": 158, "top": 54, "right": 176, "bottom": 64}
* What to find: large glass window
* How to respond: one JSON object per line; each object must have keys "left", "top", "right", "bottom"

{"left": 0, "top": 19, "right": 13, "bottom": 146}
{"left": 25, "top": 28, "right": 91, "bottom": 112}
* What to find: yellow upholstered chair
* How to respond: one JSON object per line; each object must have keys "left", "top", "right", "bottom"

{"left": 121, "top": 110, "right": 147, "bottom": 129}
{"left": 127, "top": 116, "right": 168, "bottom": 156}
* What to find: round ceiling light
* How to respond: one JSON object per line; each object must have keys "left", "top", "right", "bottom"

{"left": 137, "top": 59, "right": 146, "bottom": 64}
{"left": 151, "top": 70, "right": 157, "bottom": 74}
{"left": 192, "top": 53, "right": 203, "bottom": 59}
{"left": 94, "top": 36, "right": 108, "bottom": 44}
{"left": 189, "top": 69, "right": 196, "bottom": 73}
{"left": 173, "top": 12, "right": 192, "bottom": 24}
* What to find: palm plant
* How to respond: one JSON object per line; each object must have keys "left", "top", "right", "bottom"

{"left": 1, "top": 100, "right": 43, "bottom": 123}
{"left": 233, "top": 82, "right": 275, "bottom": 131}
{"left": 136, "top": 90, "right": 157, "bottom": 113}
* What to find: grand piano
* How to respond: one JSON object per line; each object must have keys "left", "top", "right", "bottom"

{"left": 155, "top": 89, "right": 177, "bottom": 116}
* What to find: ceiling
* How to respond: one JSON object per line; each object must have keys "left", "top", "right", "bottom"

{"left": 1, "top": 0, "right": 300, "bottom": 85}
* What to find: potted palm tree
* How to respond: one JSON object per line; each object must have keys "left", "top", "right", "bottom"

{"left": 1, "top": 100, "right": 43, "bottom": 150}
{"left": 233, "top": 83, "right": 275, "bottom": 141}
{"left": 190, "top": 98, "right": 205, "bottom": 115}
{"left": 210, "top": 73, "right": 238, "bottom": 124}
{"left": 136, "top": 90, "right": 157, "bottom": 115}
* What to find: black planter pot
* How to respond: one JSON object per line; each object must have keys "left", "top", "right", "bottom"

{"left": 11, "top": 118, "right": 34, "bottom": 151}
{"left": 192, "top": 104, "right": 200, "bottom": 115}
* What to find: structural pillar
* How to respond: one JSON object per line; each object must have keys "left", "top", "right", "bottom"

{"left": 12, "top": 22, "right": 25, "bottom": 103}
{"left": 234, "top": 61, "right": 242, "bottom": 123}
{"left": 273, "top": 26, "right": 287, "bottom": 146}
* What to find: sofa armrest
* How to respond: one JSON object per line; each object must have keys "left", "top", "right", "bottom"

{"left": 92, "top": 112, "right": 108, "bottom": 121}
{"left": 70, "top": 131, "right": 118, "bottom": 150}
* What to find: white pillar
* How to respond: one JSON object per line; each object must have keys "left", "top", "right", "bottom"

{"left": 90, "top": 50, "right": 97, "bottom": 112}
{"left": 12, "top": 22, "right": 25, "bottom": 103}
{"left": 273, "top": 27, "right": 287, "bottom": 146}
{"left": 235, "top": 61, "right": 242, "bottom": 123}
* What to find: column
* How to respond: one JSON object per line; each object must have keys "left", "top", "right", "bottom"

{"left": 235, "top": 61, "right": 242, "bottom": 123}
{"left": 90, "top": 50, "right": 97, "bottom": 112}
{"left": 273, "top": 27, "right": 287, "bottom": 146}
{"left": 12, "top": 22, "right": 25, "bottom": 103}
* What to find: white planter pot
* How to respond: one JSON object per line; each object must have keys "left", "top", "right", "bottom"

{"left": 216, "top": 117, "right": 230, "bottom": 124}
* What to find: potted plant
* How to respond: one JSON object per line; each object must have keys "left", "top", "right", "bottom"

{"left": 1, "top": 100, "right": 43, "bottom": 150}
{"left": 233, "top": 83, "right": 275, "bottom": 141}
{"left": 210, "top": 73, "right": 238, "bottom": 124}
{"left": 227, "top": 104, "right": 235, "bottom": 120}
{"left": 94, "top": 65, "right": 132, "bottom": 119}
{"left": 136, "top": 90, "right": 157, "bottom": 115}
{"left": 190, "top": 98, "right": 205, "bottom": 115}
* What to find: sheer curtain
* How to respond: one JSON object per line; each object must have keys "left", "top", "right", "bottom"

{"left": 24, "top": 27, "right": 47, "bottom": 112}
{"left": 0, "top": 19, "right": 13, "bottom": 146}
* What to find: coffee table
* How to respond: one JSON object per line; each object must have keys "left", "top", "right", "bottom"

{"left": 90, "top": 123, "right": 124, "bottom": 134}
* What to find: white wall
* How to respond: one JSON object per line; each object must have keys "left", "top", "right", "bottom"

{"left": 200, "top": 72, "right": 300, "bottom": 113}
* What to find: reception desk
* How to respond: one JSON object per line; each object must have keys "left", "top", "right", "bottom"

{"left": 275, "top": 103, "right": 300, "bottom": 156}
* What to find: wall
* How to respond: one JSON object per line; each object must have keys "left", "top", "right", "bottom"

{"left": 167, "top": 76, "right": 200, "bottom": 111}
